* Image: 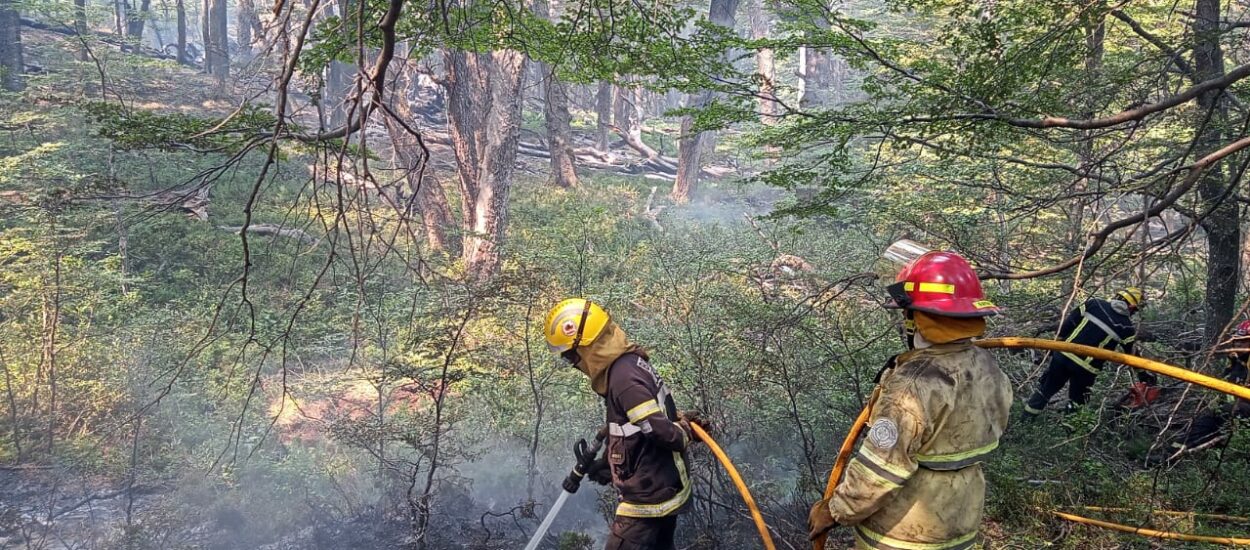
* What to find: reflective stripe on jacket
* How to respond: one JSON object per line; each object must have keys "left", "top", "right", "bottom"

{"left": 604, "top": 353, "right": 691, "bottom": 518}
{"left": 1054, "top": 298, "right": 1136, "bottom": 374}
{"left": 829, "top": 341, "right": 1012, "bottom": 549}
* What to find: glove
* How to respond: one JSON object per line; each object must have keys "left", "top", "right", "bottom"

{"left": 1137, "top": 371, "right": 1159, "bottom": 386}
{"left": 587, "top": 455, "right": 611, "bottom": 485}
{"left": 562, "top": 437, "right": 602, "bottom": 494}
{"left": 677, "top": 410, "right": 711, "bottom": 442}
{"left": 807, "top": 498, "right": 837, "bottom": 541}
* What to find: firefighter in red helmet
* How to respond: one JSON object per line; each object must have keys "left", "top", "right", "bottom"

{"left": 808, "top": 251, "right": 1013, "bottom": 550}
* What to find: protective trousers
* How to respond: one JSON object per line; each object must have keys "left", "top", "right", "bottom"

{"left": 1024, "top": 358, "right": 1096, "bottom": 415}
{"left": 605, "top": 515, "right": 677, "bottom": 550}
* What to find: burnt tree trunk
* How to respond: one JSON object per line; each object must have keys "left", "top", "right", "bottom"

{"left": 534, "top": 0, "right": 579, "bottom": 188}
{"left": 672, "top": 0, "right": 740, "bottom": 202}
{"left": 595, "top": 81, "right": 612, "bottom": 151}
{"left": 1193, "top": 0, "right": 1240, "bottom": 348}
{"left": 445, "top": 48, "right": 527, "bottom": 280}
{"left": 0, "top": 0, "right": 22, "bottom": 92}
{"left": 386, "top": 66, "right": 456, "bottom": 252}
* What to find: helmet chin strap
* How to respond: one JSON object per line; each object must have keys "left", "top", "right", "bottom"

{"left": 563, "top": 300, "right": 593, "bottom": 366}
{"left": 903, "top": 310, "right": 917, "bottom": 350}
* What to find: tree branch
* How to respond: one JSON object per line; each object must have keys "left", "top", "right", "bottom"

{"left": 980, "top": 134, "right": 1250, "bottom": 280}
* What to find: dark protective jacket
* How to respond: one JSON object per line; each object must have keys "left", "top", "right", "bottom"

{"left": 827, "top": 341, "right": 1012, "bottom": 550}
{"left": 604, "top": 352, "right": 691, "bottom": 518}
{"left": 1053, "top": 298, "right": 1137, "bottom": 374}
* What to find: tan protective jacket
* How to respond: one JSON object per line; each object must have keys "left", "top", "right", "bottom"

{"left": 828, "top": 341, "right": 1012, "bottom": 550}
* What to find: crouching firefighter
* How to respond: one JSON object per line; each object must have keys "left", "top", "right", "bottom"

{"left": 545, "top": 299, "right": 705, "bottom": 550}
{"left": 808, "top": 251, "right": 1013, "bottom": 550}
{"left": 1167, "top": 320, "right": 1250, "bottom": 456}
{"left": 1022, "top": 287, "right": 1144, "bottom": 419}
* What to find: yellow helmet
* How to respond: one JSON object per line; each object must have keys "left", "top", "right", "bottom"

{"left": 1116, "top": 287, "right": 1144, "bottom": 310}
{"left": 544, "top": 299, "right": 611, "bottom": 353}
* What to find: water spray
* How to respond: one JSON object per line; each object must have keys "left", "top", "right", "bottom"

{"left": 523, "top": 433, "right": 605, "bottom": 550}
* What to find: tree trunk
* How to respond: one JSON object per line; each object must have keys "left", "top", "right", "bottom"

{"left": 203, "top": 0, "right": 229, "bottom": 82}
{"left": 672, "top": 0, "right": 740, "bottom": 202}
{"left": 750, "top": 0, "right": 777, "bottom": 124}
{"left": 614, "top": 82, "right": 644, "bottom": 150}
{"left": 534, "top": 0, "right": 578, "bottom": 188}
{"left": 0, "top": 0, "right": 23, "bottom": 92}
{"left": 445, "top": 48, "right": 527, "bottom": 280}
{"left": 175, "top": 0, "right": 188, "bottom": 65}
{"left": 595, "top": 81, "right": 612, "bottom": 151}
{"left": 799, "top": 48, "right": 844, "bottom": 108}
{"left": 385, "top": 66, "right": 456, "bottom": 252}
{"left": 1193, "top": 0, "right": 1240, "bottom": 349}
{"left": 74, "top": 0, "right": 88, "bottom": 62}
{"left": 237, "top": 0, "right": 263, "bottom": 53}
{"left": 125, "top": 0, "right": 151, "bottom": 42}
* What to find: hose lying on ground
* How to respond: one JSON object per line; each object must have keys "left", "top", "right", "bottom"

{"left": 1053, "top": 510, "right": 1250, "bottom": 546}
{"left": 1080, "top": 506, "right": 1250, "bottom": 524}
{"left": 689, "top": 422, "right": 776, "bottom": 550}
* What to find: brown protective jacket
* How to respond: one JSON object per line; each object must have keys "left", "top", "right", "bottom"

{"left": 828, "top": 341, "right": 1012, "bottom": 550}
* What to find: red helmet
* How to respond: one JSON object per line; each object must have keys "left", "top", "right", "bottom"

{"left": 886, "top": 251, "right": 999, "bottom": 318}
{"left": 1237, "top": 320, "right": 1250, "bottom": 337}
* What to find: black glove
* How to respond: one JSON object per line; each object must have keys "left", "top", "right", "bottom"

{"left": 587, "top": 455, "right": 611, "bottom": 485}
{"left": 1137, "top": 371, "right": 1159, "bottom": 386}
{"left": 562, "top": 437, "right": 603, "bottom": 493}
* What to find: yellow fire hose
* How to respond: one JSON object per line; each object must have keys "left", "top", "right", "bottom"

{"left": 689, "top": 422, "right": 777, "bottom": 550}
{"left": 975, "top": 337, "right": 1250, "bottom": 401}
{"left": 1053, "top": 511, "right": 1250, "bottom": 545}
{"left": 811, "top": 338, "right": 1250, "bottom": 549}
{"left": 812, "top": 388, "right": 880, "bottom": 550}
{"left": 1080, "top": 506, "right": 1250, "bottom": 524}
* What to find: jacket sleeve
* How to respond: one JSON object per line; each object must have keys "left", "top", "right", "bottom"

{"left": 827, "top": 372, "right": 929, "bottom": 525}
{"left": 611, "top": 366, "right": 690, "bottom": 452}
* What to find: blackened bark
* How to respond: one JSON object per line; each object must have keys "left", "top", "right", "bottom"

{"left": 672, "top": 0, "right": 740, "bottom": 202}
{"left": 0, "top": 0, "right": 23, "bottom": 92}
{"left": 1193, "top": 0, "right": 1240, "bottom": 348}
{"left": 445, "top": 48, "right": 527, "bottom": 280}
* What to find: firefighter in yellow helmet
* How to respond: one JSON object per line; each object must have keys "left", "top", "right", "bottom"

{"left": 545, "top": 299, "right": 703, "bottom": 550}
{"left": 808, "top": 251, "right": 1013, "bottom": 550}
{"left": 1023, "top": 287, "right": 1144, "bottom": 419}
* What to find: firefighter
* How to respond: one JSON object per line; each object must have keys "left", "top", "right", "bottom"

{"left": 545, "top": 299, "right": 703, "bottom": 550}
{"left": 1022, "top": 287, "right": 1144, "bottom": 419}
{"left": 808, "top": 251, "right": 1013, "bottom": 550}
{"left": 1167, "top": 320, "right": 1250, "bottom": 454}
